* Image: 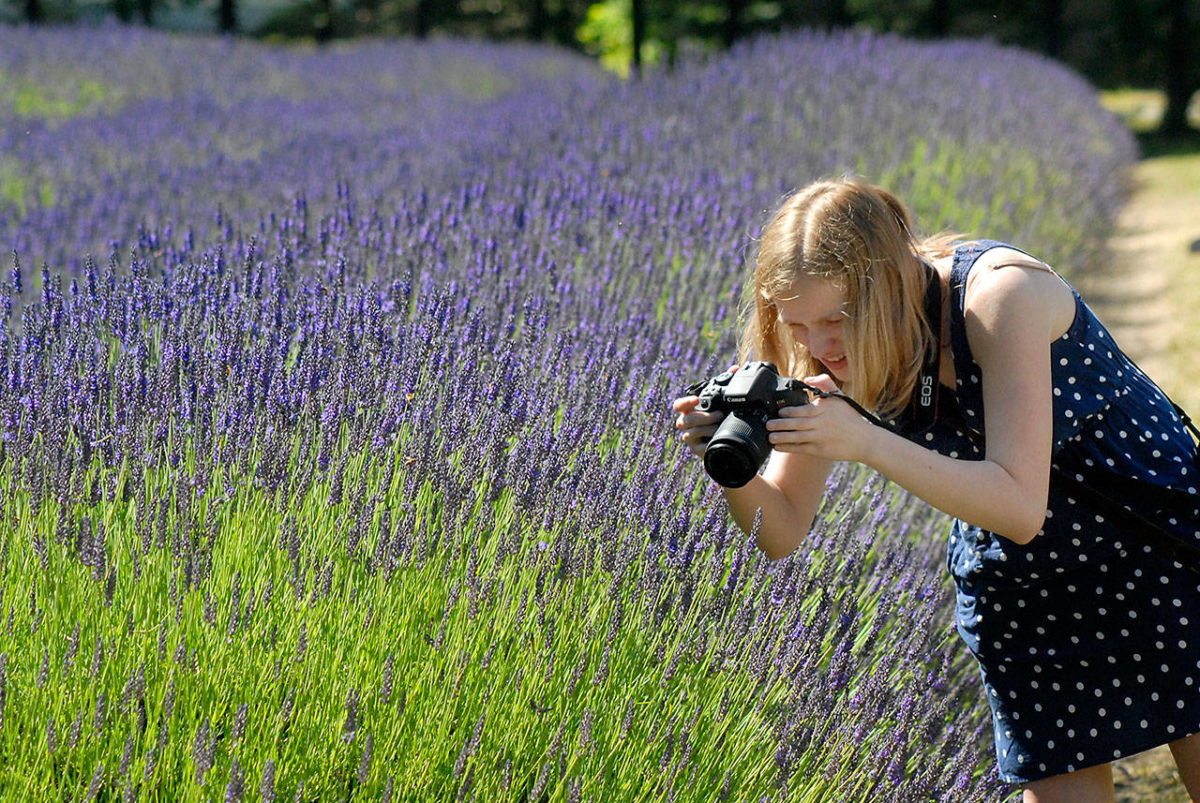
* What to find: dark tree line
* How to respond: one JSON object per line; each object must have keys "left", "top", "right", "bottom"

{"left": 618, "top": 0, "right": 1196, "bottom": 134}
{"left": 4, "top": 0, "right": 1197, "bottom": 135}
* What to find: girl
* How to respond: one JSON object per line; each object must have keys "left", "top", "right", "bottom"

{"left": 672, "top": 178, "right": 1200, "bottom": 802}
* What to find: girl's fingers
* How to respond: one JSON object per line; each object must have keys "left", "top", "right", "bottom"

{"left": 767, "top": 409, "right": 821, "bottom": 445}
{"left": 682, "top": 424, "right": 718, "bottom": 442}
{"left": 803, "top": 374, "right": 839, "bottom": 394}
{"left": 766, "top": 407, "right": 817, "bottom": 430}
{"left": 671, "top": 395, "right": 699, "bottom": 413}
{"left": 681, "top": 425, "right": 718, "bottom": 456}
{"left": 774, "top": 404, "right": 817, "bottom": 419}
{"left": 676, "top": 409, "right": 723, "bottom": 430}
{"left": 768, "top": 429, "right": 808, "bottom": 446}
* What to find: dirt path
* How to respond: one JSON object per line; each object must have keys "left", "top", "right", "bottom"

{"left": 1088, "top": 153, "right": 1200, "bottom": 412}
{"left": 1077, "top": 151, "right": 1200, "bottom": 803}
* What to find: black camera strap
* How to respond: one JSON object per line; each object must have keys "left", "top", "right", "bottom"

{"left": 908, "top": 262, "right": 944, "bottom": 434}
{"left": 787, "top": 379, "right": 883, "bottom": 426}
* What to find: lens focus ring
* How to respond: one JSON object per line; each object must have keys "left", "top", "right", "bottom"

{"left": 703, "top": 411, "right": 772, "bottom": 488}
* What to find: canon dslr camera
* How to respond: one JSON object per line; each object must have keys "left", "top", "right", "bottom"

{"left": 687, "top": 361, "right": 810, "bottom": 488}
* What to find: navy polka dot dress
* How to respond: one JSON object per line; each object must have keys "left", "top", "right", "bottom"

{"left": 897, "top": 241, "right": 1200, "bottom": 784}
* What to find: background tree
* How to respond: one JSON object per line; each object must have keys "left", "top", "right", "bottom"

{"left": 218, "top": 0, "right": 237, "bottom": 33}
{"left": 112, "top": 0, "right": 154, "bottom": 25}
{"left": 630, "top": 0, "right": 644, "bottom": 75}
{"left": 1162, "top": 0, "right": 1196, "bottom": 135}
{"left": 721, "top": 0, "right": 746, "bottom": 47}
{"left": 413, "top": 0, "right": 436, "bottom": 37}
{"left": 1041, "top": 0, "right": 1065, "bottom": 57}
{"left": 314, "top": 0, "right": 333, "bottom": 41}
{"left": 528, "top": 0, "right": 549, "bottom": 39}
{"left": 919, "top": 0, "right": 952, "bottom": 36}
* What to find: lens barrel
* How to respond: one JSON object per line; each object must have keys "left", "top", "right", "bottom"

{"left": 703, "top": 410, "right": 772, "bottom": 488}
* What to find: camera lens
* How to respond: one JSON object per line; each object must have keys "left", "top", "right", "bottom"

{"left": 703, "top": 410, "right": 772, "bottom": 488}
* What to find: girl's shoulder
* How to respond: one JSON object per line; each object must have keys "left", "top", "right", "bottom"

{"left": 957, "top": 243, "right": 1077, "bottom": 343}
{"left": 966, "top": 243, "right": 1054, "bottom": 277}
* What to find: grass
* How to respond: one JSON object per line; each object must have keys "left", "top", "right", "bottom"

{"left": 0, "top": 428, "right": 967, "bottom": 800}
{"left": 1146, "top": 152, "right": 1200, "bottom": 415}
{"left": 1095, "top": 89, "right": 1200, "bottom": 414}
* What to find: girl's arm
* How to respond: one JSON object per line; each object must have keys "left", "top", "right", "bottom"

{"left": 767, "top": 263, "right": 1074, "bottom": 544}
{"left": 673, "top": 395, "right": 833, "bottom": 559}
{"left": 723, "top": 451, "right": 833, "bottom": 560}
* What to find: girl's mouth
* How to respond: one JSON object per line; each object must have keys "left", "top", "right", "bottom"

{"left": 823, "top": 354, "right": 847, "bottom": 372}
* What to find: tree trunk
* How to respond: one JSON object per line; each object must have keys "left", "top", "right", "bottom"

{"left": 217, "top": 0, "right": 237, "bottom": 33}
{"left": 314, "top": 0, "right": 333, "bottom": 44}
{"left": 137, "top": 0, "right": 153, "bottom": 25}
{"left": 548, "top": 0, "right": 579, "bottom": 47}
{"left": 1041, "top": 0, "right": 1065, "bottom": 59}
{"left": 1161, "top": 0, "right": 1195, "bottom": 135}
{"left": 823, "top": 0, "right": 851, "bottom": 29}
{"left": 528, "top": 0, "right": 548, "bottom": 40}
{"left": 722, "top": 0, "right": 747, "bottom": 47}
{"left": 414, "top": 0, "right": 435, "bottom": 38}
{"left": 25, "top": 0, "right": 43, "bottom": 24}
{"left": 631, "top": 0, "right": 646, "bottom": 78}
{"left": 921, "top": 0, "right": 951, "bottom": 37}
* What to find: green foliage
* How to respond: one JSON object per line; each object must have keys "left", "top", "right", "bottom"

{"left": 577, "top": 0, "right": 663, "bottom": 76}
{"left": 251, "top": 0, "right": 356, "bottom": 39}
{"left": 577, "top": 0, "right": 793, "bottom": 77}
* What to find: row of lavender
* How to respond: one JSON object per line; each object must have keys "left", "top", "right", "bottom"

{"left": 0, "top": 24, "right": 1134, "bottom": 800}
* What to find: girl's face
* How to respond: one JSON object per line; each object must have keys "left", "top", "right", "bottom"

{"left": 773, "top": 276, "right": 850, "bottom": 379}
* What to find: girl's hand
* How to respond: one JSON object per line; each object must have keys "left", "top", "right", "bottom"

{"left": 672, "top": 394, "right": 726, "bottom": 457}
{"left": 765, "top": 374, "right": 877, "bottom": 464}
{"left": 672, "top": 364, "right": 737, "bottom": 457}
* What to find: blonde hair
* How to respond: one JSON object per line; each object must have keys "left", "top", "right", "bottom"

{"left": 739, "top": 178, "right": 960, "bottom": 419}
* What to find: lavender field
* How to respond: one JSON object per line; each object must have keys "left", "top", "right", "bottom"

{"left": 0, "top": 25, "right": 1135, "bottom": 801}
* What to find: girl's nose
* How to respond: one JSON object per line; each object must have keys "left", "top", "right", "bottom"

{"left": 809, "top": 331, "right": 830, "bottom": 357}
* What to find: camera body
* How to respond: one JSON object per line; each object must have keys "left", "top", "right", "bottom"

{"left": 691, "top": 361, "right": 810, "bottom": 488}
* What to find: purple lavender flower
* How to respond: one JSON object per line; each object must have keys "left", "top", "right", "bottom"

{"left": 0, "top": 24, "right": 1129, "bottom": 803}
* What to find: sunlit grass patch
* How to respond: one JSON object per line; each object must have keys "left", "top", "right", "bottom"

{"left": 0, "top": 158, "right": 56, "bottom": 216}
{"left": 0, "top": 71, "right": 114, "bottom": 120}
{"left": 1145, "top": 152, "right": 1200, "bottom": 414}
{"left": 1100, "top": 88, "right": 1200, "bottom": 133}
